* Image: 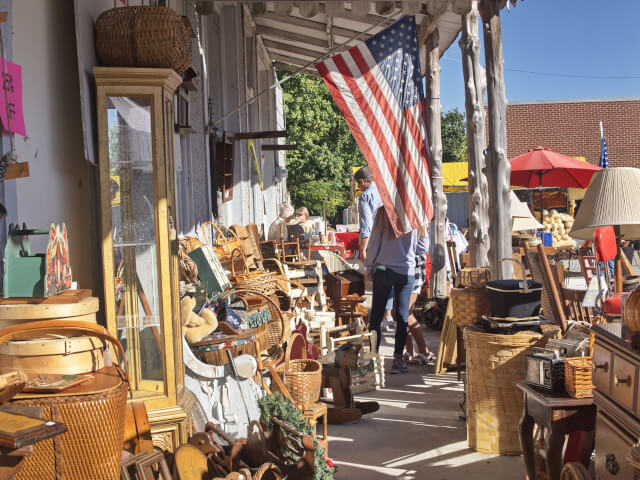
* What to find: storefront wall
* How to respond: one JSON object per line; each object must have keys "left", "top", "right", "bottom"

{"left": 4, "top": 0, "right": 285, "bottom": 300}
{"left": 12, "top": 0, "right": 101, "bottom": 295}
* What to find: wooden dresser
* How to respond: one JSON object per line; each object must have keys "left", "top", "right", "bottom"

{"left": 592, "top": 323, "right": 640, "bottom": 479}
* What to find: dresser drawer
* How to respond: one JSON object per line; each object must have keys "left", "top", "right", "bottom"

{"left": 611, "top": 354, "right": 637, "bottom": 412}
{"left": 593, "top": 343, "right": 612, "bottom": 395}
{"left": 595, "top": 413, "right": 636, "bottom": 480}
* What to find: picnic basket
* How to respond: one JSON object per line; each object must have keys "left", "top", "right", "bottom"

{"left": 459, "top": 267, "right": 490, "bottom": 289}
{"left": 5, "top": 320, "right": 129, "bottom": 480}
{"left": 272, "top": 333, "right": 322, "bottom": 408}
{"left": 564, "top": 356, "right": 594, "bottom": 398}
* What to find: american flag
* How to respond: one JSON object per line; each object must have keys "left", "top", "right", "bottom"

{"left": 317, "top": 15, "right": 433, "bottom": 236}
{"left": 600, "top": 134, "right": 609, "bottom": 168}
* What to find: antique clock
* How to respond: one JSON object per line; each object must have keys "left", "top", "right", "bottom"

{"left": 95, "top": 67, "right": 186, "bottom": 450}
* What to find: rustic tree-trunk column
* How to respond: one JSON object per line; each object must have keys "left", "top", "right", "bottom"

{"left": 425, "top": 27, "right": 447, "bottom": 298}
{"left": 459, "top": 1, "right": 489, "bottom": 268}
{"left": 479, "top": 0, "right": 512, "bottom": 279}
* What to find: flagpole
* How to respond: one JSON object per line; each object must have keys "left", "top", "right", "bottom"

{"left": 599, "top": 121, "right": 604, "bottom": 141}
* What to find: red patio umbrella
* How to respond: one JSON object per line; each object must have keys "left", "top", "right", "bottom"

{"left": 509, "top": 147, "right": 602, "bottom": 214}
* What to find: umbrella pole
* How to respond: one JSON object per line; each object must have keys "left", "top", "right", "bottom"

{"left": 538, "top": 172, "right": 544, "bottom": 220}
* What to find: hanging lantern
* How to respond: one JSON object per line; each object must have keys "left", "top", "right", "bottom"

{"left": 324, "top": 1, "right": 344, "bottom": 16}
{"left": 350, "top": 0, "right": 371, "bottom": 17}
{"left": 375, "top": 1, "right": 395, "bottom": 15}
{"left": 451, "top": 0, "right": 472, "bottom": 15}
{"left": 402, "top": 0, "right": 420, "bottom": 14}
{"left": 273, "top": 1, "right": 293, "bottom": 15}
{"left": 299, "top": 1, "right": 319, "bottom": 17}
{"left": 426, "top": 0, "right": 448, "bottom": 15}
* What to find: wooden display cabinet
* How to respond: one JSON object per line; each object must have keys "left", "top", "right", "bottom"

{"left": 95, "top": 67, "right": 186, "bottom": 451}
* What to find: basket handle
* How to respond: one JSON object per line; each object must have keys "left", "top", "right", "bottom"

{"left": 498, "top": 257, "right": 530, "bottom": 293}
{"left": 0, "top": 320, "right": 131, "bottom": 391}
{"left": 202, "top": 221, "right": 227, "bottom": 246}
{"left": 284, "top": 332, "right": 307, "bottom": 371}
{"left": 230, "top": 248, "right": 249, "bottom": 277}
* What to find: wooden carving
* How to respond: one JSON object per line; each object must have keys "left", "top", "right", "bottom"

{"left": 479, "top": 0, "right": 512, "bottom": 279}
{"left": 425, "top": 26, "right": 448, "bottom": 299}
{"left": 459, "top": 1, "right": 489, "bottom": 268}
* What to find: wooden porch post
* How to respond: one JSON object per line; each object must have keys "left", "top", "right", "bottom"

{"left": 459, "top": 0, "right": 489, "bottom": 268}
{"left": 425, "top": 27, "right": 448, "bottom": 298}
{"left": 479, "top": 0, "right": 512, "bottom": 279}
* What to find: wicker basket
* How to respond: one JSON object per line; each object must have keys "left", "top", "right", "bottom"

{"left": 96, "top": 6, "right": 192, "bottom": 73}
{"left": 459, "top": 267, "right": 490, "bottom": 289}
{"left": 273, "top": 333, "right": 322, "bottom": 408}
{"left": 229, "top": 250, "right": 278, "bottom": 297}
{"left": 253, "top": 462, "right": 284, "bottom": 480}
{"left": 1, "top": 321, "right": 130, "bottom": 480}
{"left": 190, "top": 328, "right": 257, "bottom": 366}
{"left": 564, "top": 356, "right": 594, "bottom": 398}
{"left": 464, "top": 326, "right": 552, "bottom": 455}
{"left": 178, "top": 238, "right": 199, "bottom": 283}
{"left": 232, "top": 289, "right": 289, "bottom": 351}
{"left": 450, "top": 287, "right": 491, "bottom": 328}
{"left": 203, "top": 222, "right": 244, "bottom": 260}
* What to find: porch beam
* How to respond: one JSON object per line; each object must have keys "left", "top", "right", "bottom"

{"left": 255, "top": 25, "right": 328, "bottom": 48}
{"left": 231, "top": 130, "right": 288, "bottom": 140}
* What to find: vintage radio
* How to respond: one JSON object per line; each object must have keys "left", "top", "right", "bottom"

{"left": 524, "top": 348, "right": 565, "bottom": 393}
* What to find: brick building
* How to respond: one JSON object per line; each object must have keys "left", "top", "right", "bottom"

{"left": 485, "top": 98, "right": 640, "bottom": 167}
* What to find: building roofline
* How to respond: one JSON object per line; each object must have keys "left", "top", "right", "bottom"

{"left": 505, "top": 97, "right": 640, "bottom": 106}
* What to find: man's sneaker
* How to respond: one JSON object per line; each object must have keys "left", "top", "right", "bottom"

{"left": 390, "top": 357, "right": 408, "bottom": 374}
{"left": 382, "top": 315, "right": 394, "bottom": 332}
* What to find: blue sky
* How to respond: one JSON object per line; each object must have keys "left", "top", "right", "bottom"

{"left": 438, "top": 1, "right": 640, "bottom": 113}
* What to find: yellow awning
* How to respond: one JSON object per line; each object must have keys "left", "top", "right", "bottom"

{"left": 442, "top": 161, "right": 468, "bottom": 192}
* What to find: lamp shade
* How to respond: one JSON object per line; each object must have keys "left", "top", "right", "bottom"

{"left": 570, "top": 167, "right": 640, "bottom": 240}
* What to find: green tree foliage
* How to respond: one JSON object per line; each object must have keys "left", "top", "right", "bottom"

{"left": 441, "top": 107, "right": 467, "bottom": 162}
{"left": 278, "top": 70, "right": 364, "bottom": 222}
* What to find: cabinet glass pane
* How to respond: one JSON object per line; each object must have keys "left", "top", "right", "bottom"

{"left": 107, "top": 96, "right": 164, "bottom": 393}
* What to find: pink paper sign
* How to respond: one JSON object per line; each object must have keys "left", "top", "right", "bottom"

{"left": 0, "top": 60, "right": 25, "bottom": 136}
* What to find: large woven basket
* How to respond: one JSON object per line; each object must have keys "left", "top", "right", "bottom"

{"left": 1, "top": 320, "right": 130, "bottom": 480}
{"left": 190, "top": 328, "right": 257, "bottom": 366}
{"left": 273, "top": 333, "right": 322, "bottom": 408}
{"left": 464, "top": 326, "right": 553, "bottom": 455}
{"left": 450, "top": 287, "right": 491, "bottom": 328}
{"left": 235, "top": 289, "right": 290, "bottom": 350}
{"left": 96, "top": 6, "right": 192, "bottom": 73}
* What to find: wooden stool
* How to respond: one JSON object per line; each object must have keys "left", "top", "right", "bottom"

{"left": 302, "top": 402, "right": 328, "bottom": 455}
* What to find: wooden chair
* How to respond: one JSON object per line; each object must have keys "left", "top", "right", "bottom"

{"left": 578, "top": 254, "right": 597, "bottom": 286}
{"left": 525, "top": 244, "right": 568, "bottom": 333}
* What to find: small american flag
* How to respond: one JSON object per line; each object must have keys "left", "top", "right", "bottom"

{"left": 600, "top": 134, "right": 609, "bottom": 168}
{"left": 317, "top": 15, "right": 433, "bottom": 236}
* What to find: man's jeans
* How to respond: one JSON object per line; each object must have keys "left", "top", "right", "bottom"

{"left": 370, "top": 267, "right": 415, "bottom": 357}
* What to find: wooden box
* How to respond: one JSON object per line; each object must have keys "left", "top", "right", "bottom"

{"left": 324, "top": 270, "right": 364, "bottom": 301}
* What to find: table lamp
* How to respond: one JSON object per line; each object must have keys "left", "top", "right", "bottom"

{"left": 570, "top": 167, "right": 640, "bottom": 292}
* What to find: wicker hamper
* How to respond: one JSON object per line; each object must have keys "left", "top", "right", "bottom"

{"left": 96, "top": 6, "right": 192, "bottom": 73}
{"left": 464, "top": 326, "right": 553, "bottom": 455}
{"left": 273, "top": 333, "right": 322, "bottom": 408}
{"left": 0, "top": 320, "right": 130, "bottom": 480}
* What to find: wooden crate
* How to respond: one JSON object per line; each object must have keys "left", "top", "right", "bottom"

{"left": 351, "top": 352, "right": 385, "bottom": 394}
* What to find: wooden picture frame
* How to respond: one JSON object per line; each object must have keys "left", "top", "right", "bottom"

{"left": 121, "top": 451, "right": 171, "bottom": 480}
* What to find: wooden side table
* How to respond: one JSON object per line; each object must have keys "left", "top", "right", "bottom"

{"left": 302, "top": 402, "right": 328, "bottom": 455}
{"left": 517, "top": 382, "right": 596, "bottom": 480}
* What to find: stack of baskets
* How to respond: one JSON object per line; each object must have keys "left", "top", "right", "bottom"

{"left": 464, "top": 325, "right": 557, "bottom": 455}
{"left": 459, "top": 267, "right": 490, "bottom": 289}
{"left": 202, "top": 222, "right": 244, "bottom": 262}
{"left": 229, "top": 250, "right": 278, "bottom": 297}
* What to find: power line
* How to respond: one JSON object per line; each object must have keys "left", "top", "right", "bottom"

{"left": 440, "top": 55, "right": 640, "bottom": 79}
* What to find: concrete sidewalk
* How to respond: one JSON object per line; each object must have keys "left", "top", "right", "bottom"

{"left": 326, "top": 326, "right": 525, "bottom": 480}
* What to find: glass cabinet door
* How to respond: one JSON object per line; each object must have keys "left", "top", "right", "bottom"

{"left": 107, "top": 96, "right": 165, "bottom": 395}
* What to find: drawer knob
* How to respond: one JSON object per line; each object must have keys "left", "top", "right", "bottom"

{"left": 614, "top": 374, "right": 631, "bottom": 386}
{"left": 593, "top": 361, "right": 608, "bottom": 373}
